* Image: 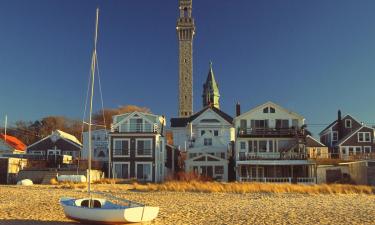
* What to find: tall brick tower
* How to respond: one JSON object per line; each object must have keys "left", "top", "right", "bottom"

{"left": 177, "top": 0, "right": 195, "bottom": 117}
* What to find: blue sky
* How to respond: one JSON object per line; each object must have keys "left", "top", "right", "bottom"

{"left": 1, "top": 0, "right": 375, "bottom": 136}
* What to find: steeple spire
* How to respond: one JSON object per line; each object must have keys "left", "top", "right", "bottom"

{"left": 202, "top": 61, "right": 220, "bottom": 109}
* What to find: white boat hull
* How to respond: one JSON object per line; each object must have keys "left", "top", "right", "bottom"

{"left": 60, "top": 197, "right": 159, "bottom": 224}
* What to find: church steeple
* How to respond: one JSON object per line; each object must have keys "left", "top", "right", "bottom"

{"left": 202, "top": 61, "right": 220, "bottom": 109}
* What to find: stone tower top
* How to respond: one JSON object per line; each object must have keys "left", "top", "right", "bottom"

{"left": 202, "top": 61, "right": 220, "bottom": 109}
{"left": 177, "top": 0, "right": 195, "bottom": 117}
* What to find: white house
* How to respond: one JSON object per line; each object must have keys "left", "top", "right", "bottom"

{"left": 109, "top": 111, "right": 167, "bottom": 182}
{"left": 82, "top": 129, "right": 109, "bottom": 162}
{"left": 171, "top": 106, "right": 234, "bottom": 181}
{"left": 234, "top": 101, "right": 316, "bottom": 184}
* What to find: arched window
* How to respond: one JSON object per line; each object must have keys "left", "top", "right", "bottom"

{"left": 184, "top": 7, "right": 188, "bottom": 17}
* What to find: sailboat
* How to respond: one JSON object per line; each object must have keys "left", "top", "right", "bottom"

{"left": 60, "top": 8, "right": 159, "bottom": 224}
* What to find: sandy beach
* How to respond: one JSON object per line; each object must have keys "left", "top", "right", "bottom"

{"left": 0, "top": 185, "right": 374, "bottom": 225}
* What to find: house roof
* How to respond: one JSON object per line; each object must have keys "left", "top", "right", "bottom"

{"left": 170, "top": 105, "right": 233, "bottom": 127}
{"left": 305, "top": 135, "right": 326, "bottom": 147}
{"left": 54, "top": 130, "right": 81, "bottom": 145}
{"left": 0, "top": 134, "right": 26, "bottom": 151}
{"left": 28, "top": 129, "right": 82, "bottom": 150}
{"left": 319, "top": 114, "right": 360, "bottom": 135}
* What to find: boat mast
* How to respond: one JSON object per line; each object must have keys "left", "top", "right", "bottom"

{"left": 88, "top": 7, "right": 99, "bottom": 198}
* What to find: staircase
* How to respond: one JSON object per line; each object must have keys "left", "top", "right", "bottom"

{"left": 41, "top": 171, "right": 58, "bottom": 184}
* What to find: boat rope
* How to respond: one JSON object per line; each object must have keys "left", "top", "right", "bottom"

{"left": 91, "top": 190, "right": 145, "bottom": 207}
{"left": 141, "top": 206, "right": 145, "bottom": 221}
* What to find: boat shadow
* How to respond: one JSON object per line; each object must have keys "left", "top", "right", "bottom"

{"left": 0, "top": 219, "right": 146, "bottom": 225}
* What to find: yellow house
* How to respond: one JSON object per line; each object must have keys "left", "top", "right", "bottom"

{"left": 306, "top": 135, "right": 329, "bottom": 159}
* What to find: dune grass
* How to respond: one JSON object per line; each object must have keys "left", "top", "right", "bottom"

{"left": 132, "top": 181, "right": 375, "bottom": 195}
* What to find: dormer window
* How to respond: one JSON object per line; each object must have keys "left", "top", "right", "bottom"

{"left": 263, "top": 107, "right": 269, "bottom": 113}
{"left": 270, "top": 107, "right": 275, "bottom": 113}
{"left": 345, "top": 119, "right": 352, "bottom": 128}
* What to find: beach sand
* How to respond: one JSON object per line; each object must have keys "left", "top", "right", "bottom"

{"left": 0, "top": 185, "right": 374, "bottom": 225}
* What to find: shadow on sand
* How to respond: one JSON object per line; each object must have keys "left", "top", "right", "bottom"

{"left": 0, "top": 220, "right": 77, "bottom": 225}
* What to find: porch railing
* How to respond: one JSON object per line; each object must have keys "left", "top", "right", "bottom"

{"left": 238, "top": 127, "right": 304, "bottom": 137}
{"left": 238, "top": 152, "right": 307, "bottom": 160}
{"left": 239, "top": 177, "right": 316, "bottom": 184}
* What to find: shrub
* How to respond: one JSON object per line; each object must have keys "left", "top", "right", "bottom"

{"left": 131, "top": 181, "right": 375, "bottom": 195}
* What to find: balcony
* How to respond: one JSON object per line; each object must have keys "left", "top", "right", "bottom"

{"left": 111, "top": 123, "right": 159, "bottom": 133}
{"left": 238, "top": 127, "right": 304, "bottom": 138}
{"left": 238, "top": 152, "right": 307, "bottom": 161}
{"left": 238, "top": 177, "right": 316, "bottom": 184}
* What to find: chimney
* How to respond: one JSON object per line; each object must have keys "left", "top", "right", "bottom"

{"left": 236, "top": 102, "right": 241, "bottom": 116}
{"left": 337, "top": 110, "right": 342, "bottom": 140}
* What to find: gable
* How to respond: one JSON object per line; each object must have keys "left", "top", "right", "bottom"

{"left": 235, "top": 101, "right": 304, "bottom": 121}
{"left": 188, "top": 153, "right": 225, "bottom": 162}
{"left": 338, "top": 126, "right": 374, "bottom": 146}
{"left": 28, "top": 137, "right": 81, "bottom": 151}
{"left": 306, "top": 135, "right": 326, "bottom": 147}
{"left": 170, "top": 106, "right": 233, "bottom": 128}
{"left": 113, "top": 111, "right": 156, "bottom": 128}
{"left": 191, "top": 108, "right": 231, "bottom": 126}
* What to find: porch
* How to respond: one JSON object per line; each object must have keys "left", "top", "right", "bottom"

{"left": 237, "top": 163, "right": 316, "bottom": 184}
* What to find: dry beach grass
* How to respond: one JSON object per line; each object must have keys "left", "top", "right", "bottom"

{"left": 0, "top": 184, "right": 374, "bottom": 224}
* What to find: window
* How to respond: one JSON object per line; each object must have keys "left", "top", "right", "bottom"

{"left": 214, "top": 130, "right": 219, "bottom": 136}
{"left": 341, "top": 147, "right": 347, "bottom": 155}
{"left": 263, "top": 107, "right": 269, "bottom": 113}
{"left": 240, "top": 141, "right": 246, "bottom": 150}
{"left": 276, "top": 120, "right": 289, "bottom": 129}
{"left": 240, "top": 120, "right": 247, "bottom": 129}
{"left": 215, "top": 166, "right": 224, "bottom": 175}
{"left": 136, "top": 139, "right": 152, "bottom": 156}
{"left": 204, "top": 138, "right": 212, "bottom": 146}
{"left": 251, "top": 120, "right": 268, "bottom": 128}
{"left": 270, "top": 107, "right": 275, "bottom": 113}
{"left": 220, "top": 152, "right": 225, "bottom": 159}
{"left": 358, "top": 132, "right": 371, "bottom": 142}
{"left": 113, "top": 139, "right": 129, "bottom": 156}
{"left": 332, "top": 131, "right": 338, "bottom": 141}
{"left": 248, "top": 140, "right": 253, "bottom": 152}
{"left": 259, "top": 141, "right": 267, "bottom": 152}
{"left": 356, "top": 147, "right": 362, "bottom": 154}
{"left": 201, "top": 130, "right": 205, "bottom": 136}
{"left": 364, "top": 146, "right": 371, "bottom": 154}
{"left": 113, "top": 163, "right": 129, "bottom": 179}
{"left": 63, "top": 151, "right": 74, "bottom": 157}
{"left": 349, "top": 147, "right": 354, "bottom": 155}
{"left": 253, "top": 140, "right": 258, "bottom": 152}
{"left": 136, "top": 163, "right": 152, "bottom": 181}
{"left": 345, "top": 119, "right": 352, "bottom": 128}
{"left": 268, "top": 140, "right": 273, "bottom": 152}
